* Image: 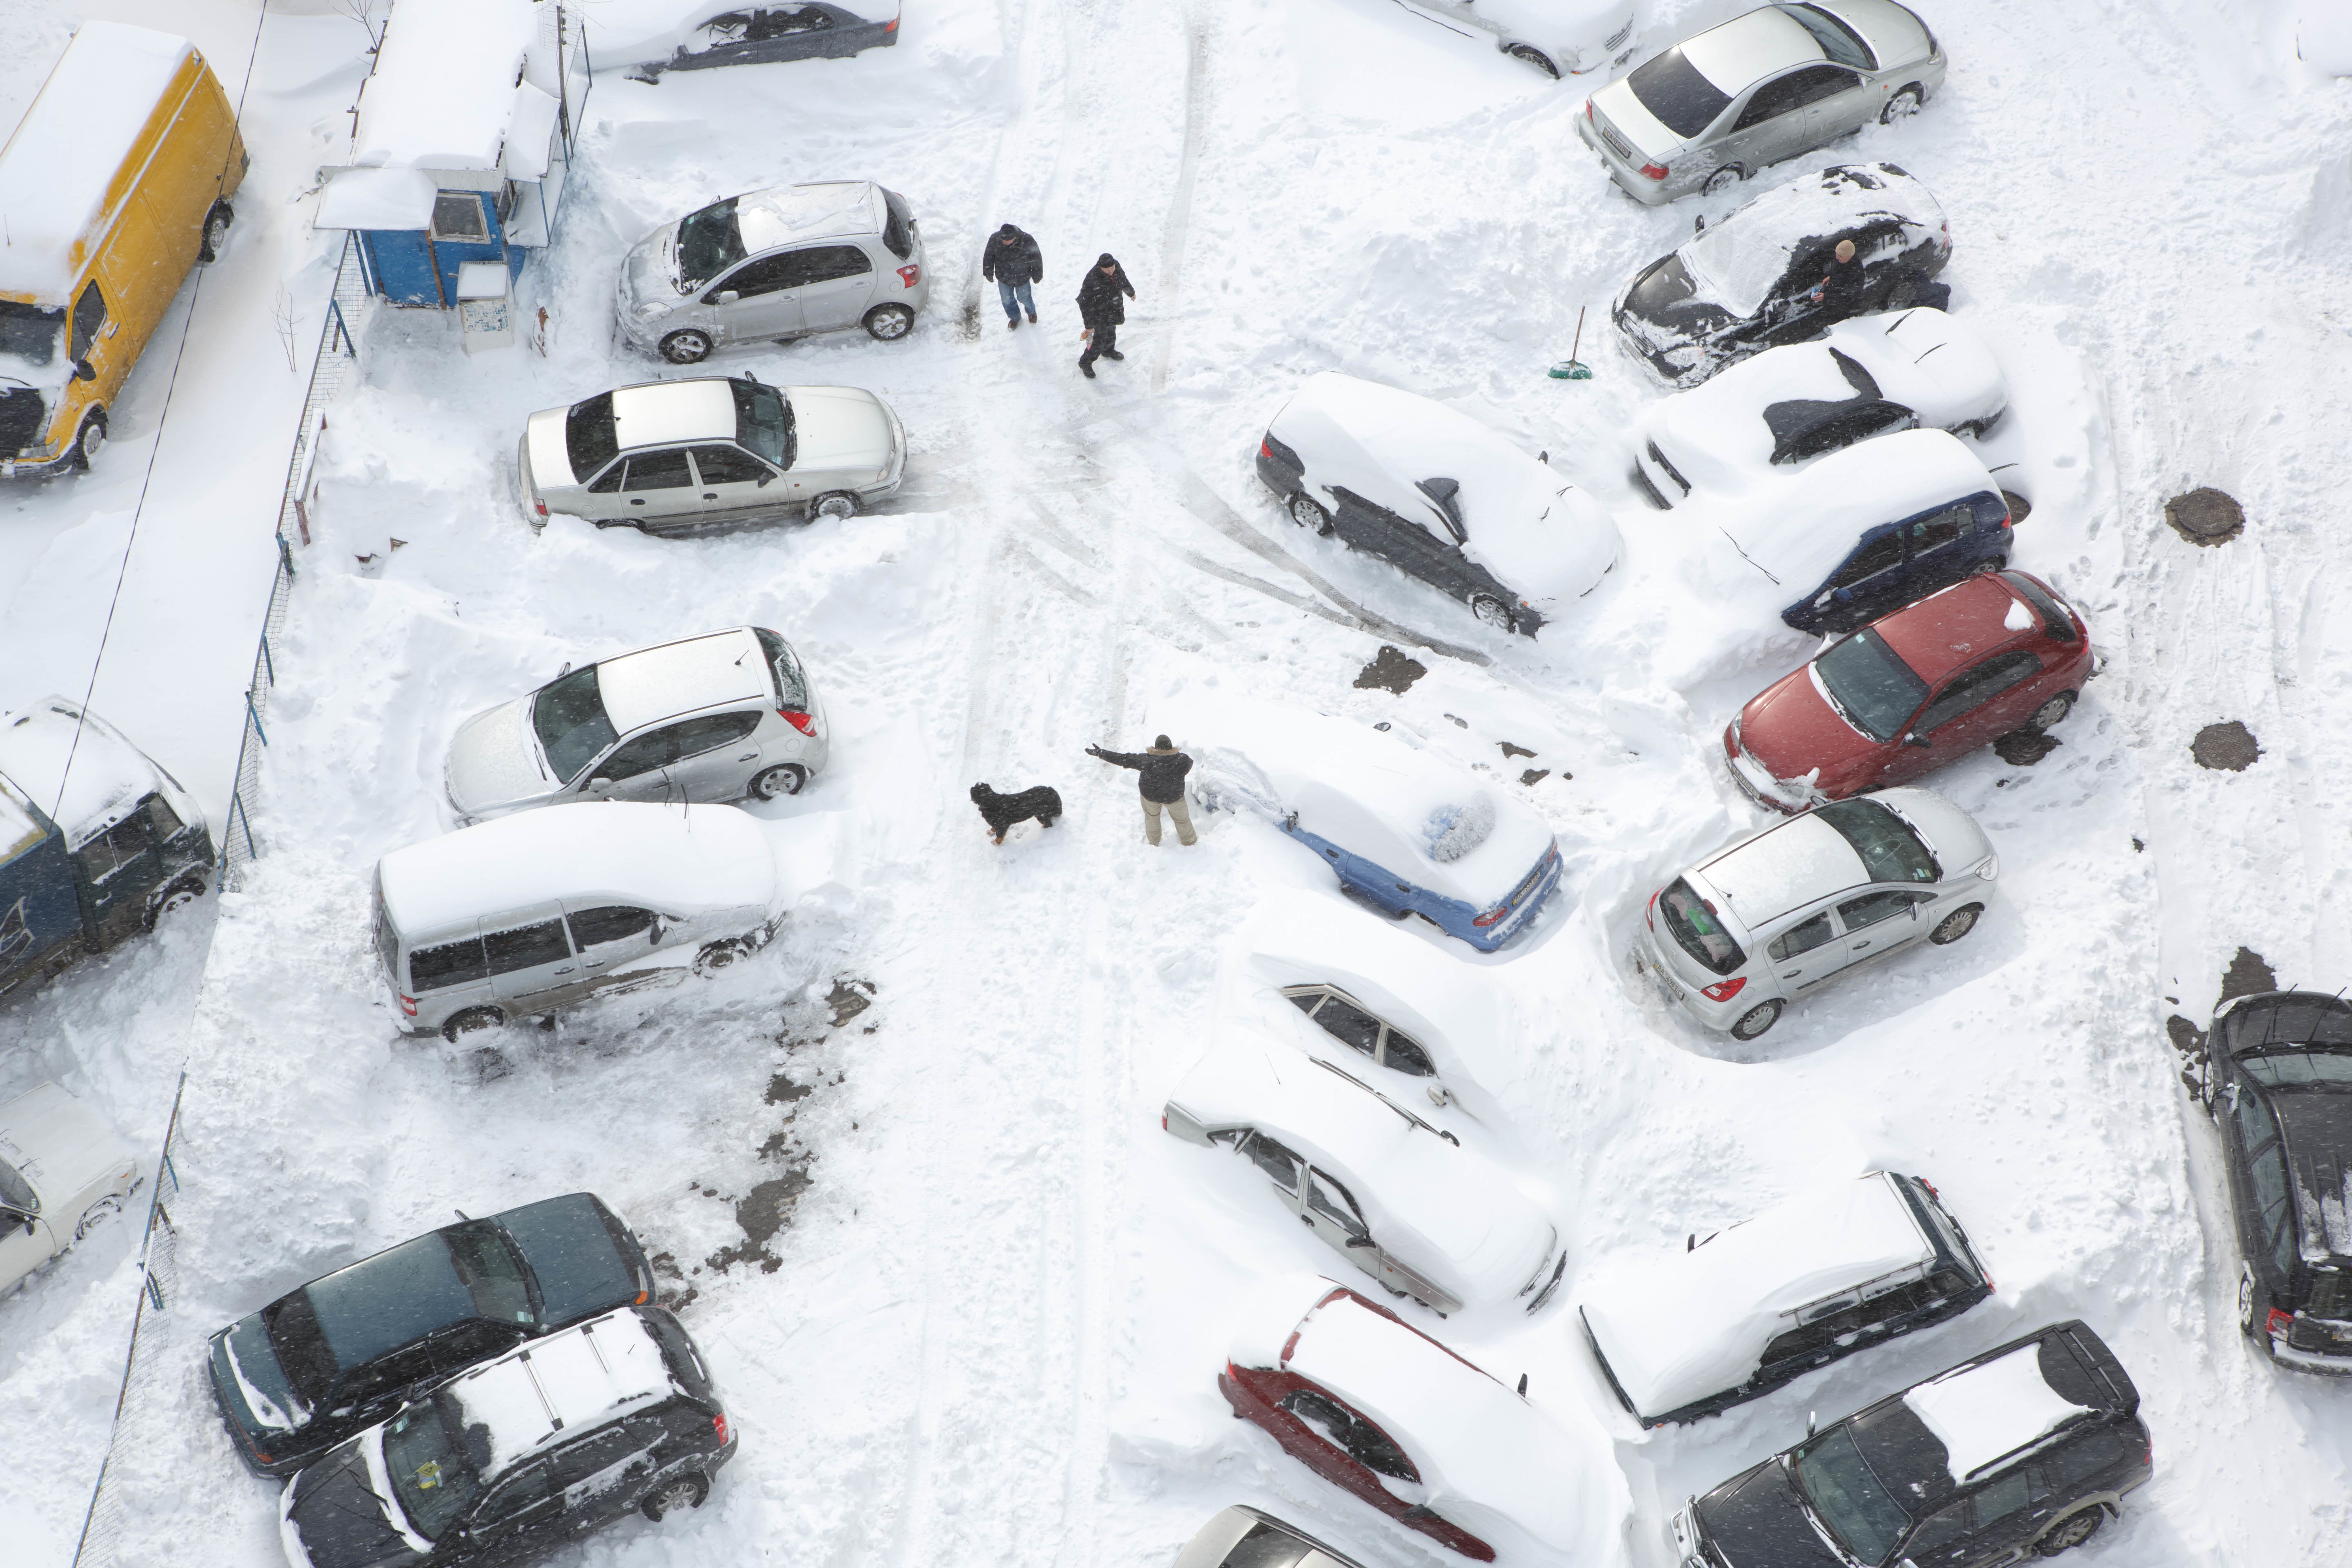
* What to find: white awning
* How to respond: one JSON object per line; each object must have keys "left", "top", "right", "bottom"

{"left": 501, "top": 81, "right": 561, "bottom": 180}
{"left": 316, "top": 167, "right": 438, "bottom": 231}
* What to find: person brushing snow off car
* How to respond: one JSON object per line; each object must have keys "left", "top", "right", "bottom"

{"left": 1077, "top": 253, "right": 1136, "bottom": 378}
{"left": 982, "top": 222, "right": 1042, "bottom": 329}
{"left": 1087, "top": 735, "right": 1194, "bottom": 846}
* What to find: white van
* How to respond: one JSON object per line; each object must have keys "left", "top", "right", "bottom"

{"left": 373, "top": 802, "right": 784, "bottom": 1040}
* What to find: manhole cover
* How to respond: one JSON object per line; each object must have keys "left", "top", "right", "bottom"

{"left": 2000, "top": 489, "right": 2033, "bottom": 526}
{"left": 1992, "top": 728, "right": 2060, "bottom": 766}
{"left": 1354, "top": 644, "right": 1426, "bottom": 694}
{"left": 2191, "top": 720, "right": 2261, "bottom": 771}
{"left": 2164, "top": 488, "right": 2244, "bottom": 546}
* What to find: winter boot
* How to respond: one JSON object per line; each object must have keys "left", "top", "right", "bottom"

{"left": 1080, "top": 359, "right": 1096, "bottom": 379}
{"left": 1103, "top": 350, "right": 1125, "bottom": 361}
{"left": 1007, "top": 316, "right": 1019, "bottom": 330}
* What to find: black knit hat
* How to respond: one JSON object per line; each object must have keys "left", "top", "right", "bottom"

{"left": 1098, "top": 253, "right": 1118, "bottom": 267}
{"left": 998, "top": 223, "right": 1019, "bottom": 235}
{"left": 1154, "top": 734, "right": 1172, "bottom": 748}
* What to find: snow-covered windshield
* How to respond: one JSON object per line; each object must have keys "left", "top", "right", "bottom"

{"left": 384, "top": 1396, "right": 481, "bottom": 1541}
{"left": 1817, "top": 798, "right": 1938, "bottom": 884}
{"left": 1680, "top": 221, "right": 1796, "bottom": 318}
{"left": 565, "top": 392, "right": 617, "bottom": 482}
{"left": 1423, "top": 795, "right": 1496, "bottom": 863}
{"left": 531, "top": 666, "right": 618, "bottom": 785}
{"left": 1627, "top": 48, "right": 1732, "bottom": 138}
{"left": 1813, "top": 630, "right": 1927, "bottom": 742}
{"left": 0, "top": 301, "right": 62, "bottom": 364}
{"left": 1660, "top": 878, "right": 1744, "bottom": 976}
{"left": 732, "top": 379, "right": 794, "bottom": 468}
{"left": 1793, "top": 1426, "right": 1912, "bottom": 1566}
{"left": 677, "top": 197, "right": 745, "bottom": 289}
{"left": 0, "top": 1155, "right": 35, "bottom": 1214}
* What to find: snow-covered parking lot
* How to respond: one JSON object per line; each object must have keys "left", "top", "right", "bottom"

{"left": 6, "top": 1, "right": 2352, "bottom": 1566}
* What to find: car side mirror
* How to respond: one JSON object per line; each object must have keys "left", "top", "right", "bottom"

{"left": 715, "top": 290, "right": 740, "bottom": 305}
{"left": 1902, "top": 733, "right": 1931, "bottom": 750}
{"left": 1814, "top": 590, "right": 1837, "bottom": 610}
{"left": 1832, "top": 586, "right": 1855, "bottom": 603}
{"left": 1344, "top": 1235, "right": 1375, "bottom": 1249}
{"left": 755, "top": 471, "right": 773, "bottom": 487}
{"left": 73, "top": 358, "right": 96, "bottom": 382}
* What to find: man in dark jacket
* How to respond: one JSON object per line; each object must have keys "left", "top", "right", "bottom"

{"left": 982, "top": 223, "right": 1042, "bottom": 330}
{"left": 1808, "top": 238, "right": 1867, "bottom": 315}
{"left": 1076, "top": 253, "right": 1135, "bottom": 379}
{"left": 1086, "top": 734, "right": 1194, "bottom": 846}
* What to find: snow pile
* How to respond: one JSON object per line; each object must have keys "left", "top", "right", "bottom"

{"left": 1903, "top": 1341, "right": 2093, "bottom": 1483}
{"left": 349, "top": 0, "right": 540, "bottom": 172}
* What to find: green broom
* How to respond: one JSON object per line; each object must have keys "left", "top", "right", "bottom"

{"left": 1549, "top": 307, "right": 1594, "bottom": 380}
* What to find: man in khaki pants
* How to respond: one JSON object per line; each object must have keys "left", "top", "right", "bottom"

{"left": 1086, "top": 735, "right": 1196, "bottom": 846}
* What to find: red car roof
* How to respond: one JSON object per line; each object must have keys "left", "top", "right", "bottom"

{"left": 1873, "top": 574, "right": 2036, "bottom": 684}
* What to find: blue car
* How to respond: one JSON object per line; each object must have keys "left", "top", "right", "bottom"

{"left": 1183, "top": 703, "right": 1563, "bottom": 953}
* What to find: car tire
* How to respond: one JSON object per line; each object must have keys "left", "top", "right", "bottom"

{"left": 1729, "top": 1000, "right": 1783, "bottom": 1041}
{"left": 2033, "top": 1508, "right": 2105, "bottom": 1556}
{"left": 1967, "top": 555, "right": 2007, "bottom": 576}
{"left": 2029, "top": 691, "right": 2077, "bottom": 732}
{"left": 198, "top": 202, "right": 234, "bottom": 264}
{"left": 442, "top": 1007, "right": 505, "bottom": 1043}
{"left": 863, "top": 303, "right": 915, "bottom": 341}
{"left": 809, "top": 491, "right": 858, "bottom": 522}
{"left": 70, "top": 410, "right": 107, "bottom": 471}
{"left": 694, "top": 939, "right": 747, "bottom": 976}
{"left": 659, "top": 329, "right": 714, "bottom": 365}
{"left": 1929, "top": 904, "right": 1983, "bottom": 945}
{"left": 750, "top": 763, "right": 807, "bottom": 800}
{"left": 1881, "top": 85, "right": 1924, "bottom": 124}
{"left": 76, "top": 1194, "right": 124, "bottom": 1241}
{"left": 1505, "top": 43, "right": 1560, "bottom": 78}
{"left": 1469, "top": 595, "right": 1516, "bottom": 634}
{"left": 1702, "top": 166, "right": 1744, "bottom": 198}
{"left": 144, "top": 875, "right": 208, "bottom": 931}
{"left": 1288, "top": 492, "right": 1334, "bottom": 536}
{"left": 2238, "top": 1264, "right": 2276, "bottom": 1351}
{"left": 641, "top": 1471, "right": 709, "bottom": 1523}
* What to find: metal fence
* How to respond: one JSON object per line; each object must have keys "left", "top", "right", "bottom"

{"left": 221, "top": 232, "right": 377, "bottom": 884}
{"left": 67, "top": 1074, "right": 189, "bottom": 1568}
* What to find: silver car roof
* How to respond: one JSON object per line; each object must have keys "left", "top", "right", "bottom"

{"left": 610, "top": 379, "right": 739, "bottom": 452}
{"left": 597, "top": 627, "right": 771, "bottom": 734}
{"left": 735, "top": 180, "right": 884, "bottom": 254}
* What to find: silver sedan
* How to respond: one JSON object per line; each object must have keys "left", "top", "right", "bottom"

{"left": 1579, "top": 1, "right": 1947, "bottom": 204}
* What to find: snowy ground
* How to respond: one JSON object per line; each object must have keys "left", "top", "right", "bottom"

{"left": 5, "top": 1, "right": 2352, "bottom": 1566}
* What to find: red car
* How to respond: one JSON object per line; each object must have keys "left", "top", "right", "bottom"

{"left": 1216, "top": 1274, "right": 1621, "bottom": 1564}
{"left": 1725, "top": 569, "right": 2092, "bottom": 812}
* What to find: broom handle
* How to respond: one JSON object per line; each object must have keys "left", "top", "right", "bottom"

{"left": 1570, "top": 306, "right": 1586, "bottom": 362}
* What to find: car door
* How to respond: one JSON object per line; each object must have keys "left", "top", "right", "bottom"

{"left": 329, "top": 1338, "right": 439, "bottom": 1429}
{"left": 1238, "top": 1131, "right": 1307, "bottom": 1222}
{"left": 564, "top": 904, "right": 663, "bottom": 991}
{"left": 577, "top": 723, "right": 693, "bottom": 802}
{"left": 1275, "top": 1387, "right": 1421, "bottom": 1518}
{"left": 1717, "top": 71, "right": 1813, "bottom": 174}
{"left": 1809, "top": 528, "right": 1907, "bottom": 627}
{"left": 783, "top": 243, "right": 879, "bottom": 332}
{"left": 1888, "top": 650, "right": 2047, "bottom": 782}
{"left": 686, "top": 443, "right": 786, "bottom": 523}
{"left": 466, "top": 1460, "right": 561, "bottom": 1567}
{"left": 681, "top": 5, "right": 837, "bottom": 67}
{"left": 482, "top": 908, "right": 582, "bottom": 1009}
{"left": 1833, "top": 889, "right": 1937, "bottom": 971}
{"left": 662, "top": 711, "right": 768, "bottom": 800}
{"left": 0, "top": 1206, "right": 59, "bottom": 1288}
{"left": 70, "top": 810, "right": 166, "bottom": 947}
{"left": 613, "top": 447, "right": 699, "bottom": 527}
{"left": 1301, "top": 1165, "right": 1379, "bottom": 1270}
{"left": 1900, "top": 503, "right": 1978, "bottom": 595}
{"left": 549, "top": 1423, "right": 658, "bottom": 1539}
{"left": 1291, "top": 989, "right": 1383, "bottom": 1065}
{"left": 1764, "top": 906, "right": 1843, "bottom": 989}
{"left": 1792, "top": 63, "right": 1875, "bottom": 145}
{"left": 703, "top": 249, "right": 810, "bottom": 342}
{"left": 1953, "top": 1466, "right": 2045, "bottom": 1566}
{"left": 407, "top": 931, "right": 496, "bottom": 1021}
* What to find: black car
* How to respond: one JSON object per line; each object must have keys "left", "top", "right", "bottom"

{"left": 1613, "top": 163, "right": 1951, "bottom": 389}
{"left": 2203, "top": 989, "right": 2352, "bottom": 1370}
{"left": 635, "top": 2, "right": 899, "bottom": 80}
{"left": 279, "top": 1304, "right": 735, "bottom": 1568}
{"left": 1674, "top": 1321, "right": 2151, "bottom": 1568}
{"left": 208, "top": 1193, "right": 655, "bottom": 1477}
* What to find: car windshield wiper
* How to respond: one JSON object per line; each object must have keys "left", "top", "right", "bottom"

{"left": 1311, "top": 1058, "right": 1459, "bottom": 1145}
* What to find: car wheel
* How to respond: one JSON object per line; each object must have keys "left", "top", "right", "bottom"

{"left": 1929, "top": 904, "right": 1983, "bottom": 945}
{"left": 1730, "top": 1000, "right": 1783, "bottom": 1041}
{"left": 809, "top": 491, "right": 858, "bottom": 522}
{"left": 863, "top": 303, "right": 915, "bottom": 341}
{"left": 199, "top": 202, "right": 234, "bottom": 264}
{"left": 71, "top": 410, "right": 107, "bottom": 471}
{"left": 694, "top": 939, "right": 747, "bottom": 976}
{"left": 2033, "top": 1508, "right": 2105, "bottom": 1556}
{"left": 640, "top": 1471, "right": 708, "bottom": 1523}
{"left": 442, "top": 1007, "right": 505, "bottom": 1043}
{"left": 1469, "top": 595, "right": 1516, "bottom": 633}
{"left": 2238, "top": 1264, "right": 2276, "bottom": 1350}
{"left": 1505, "top": 43, "right": 1560, "bottom": 78}
{"left": 1702, "top": 166, "right": 1744, "bottom": 198}
{"left": 1288, "top": 492, "right": 1334, "bottom": 536}
{"left": 2029, "top": 691, "right": 2077, "bottom": 732}
{"left": 76, "top": 1194, "right": 124, "bottom": 1241}
{"left": 144, "top": 876, "right": 208, "bottom": 931}
{"left": 1881, "top": 85, "right": 1924, "bottom": 124}
{"left": 750, "top": 763, "right": 807, "bottom": 800}
{"left": 659, "top": 329, "right": 713, "bottom": 365}
{"left": 1967, "top": 555, "right": 2006, "bottom": 576}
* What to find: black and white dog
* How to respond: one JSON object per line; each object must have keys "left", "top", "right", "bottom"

{"left": 970, "top": 783, "right": 1062, "bottom": 844}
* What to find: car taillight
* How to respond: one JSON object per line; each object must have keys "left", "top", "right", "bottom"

{"left": 780, "top": 709, "right": 815, "bottom": 735}
{"left": 1160, "top": 1114, "right": 1168, "bottom": 1130}
{"left": 1585, "top": 102, "right": 1594, "bottom": 122}
{"left": 398, "top": 994, "right": 418, "bottom": 1017}
{"left": 1640, "top": 162, "right": 1670, "bottom": 180}
{"left": 884, "top": 14, "right": 899, "bottom": 31}
{"left": 715, "top": 1412, "right": 730, "bottom": 1443}
{"left": 1472, "top": 905, "right": 1510, "bottom": 928}
{"left": 898, "top": 264, "right": 921, "bottom": 288}
{"left": 635, "top": 1290, "right": 648, "bottom": 1304}
{"left": 1920, "top": 1178, "right": 1939, "bottom": 1197}
{"left": 1645, "top": 890, "right": 1658, "bottom": 929}
{"left": 2268, "top": 1308, "right": 2294, "bottom": 1337}
{"left": 532, "top": 498, "right": 547, "bottom": 518}
{"left": 1700, "top": 977, "right": 1746, "bottom": 1003}
{"left": 1259, "top": 437, "right": 1272, "bottom": 458}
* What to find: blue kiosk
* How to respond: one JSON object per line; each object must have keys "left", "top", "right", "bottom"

{"left": 315, "top": 0, "right": 589, "bottom": 309}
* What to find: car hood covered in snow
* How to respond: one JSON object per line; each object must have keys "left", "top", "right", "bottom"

{"left": 789, "top": 385, "right": 898, "bottom": 472}
{"left": 0, "top": 1083, "right": 133, "bottom": 1212}
{"left": 1675, "top": 164, "right": 1947, "bottom": 319}
{"left": 444, "top": 697, "right": 552, "bottom": 820}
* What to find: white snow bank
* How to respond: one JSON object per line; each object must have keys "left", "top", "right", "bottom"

{"left": 2303, "top": 6, "right": 2352, "bottom": 74}
{"left": 0, "top": 21, "right": 195, "bottom": 305}
{"left": 316, "top": 168, "right": 439, "bottom": 232}
{"left": 351, "top": 0, "right": 540, "bottom": 172}
{"left": 1903, "top": 1341, "right": 2092, "bottom": 1483}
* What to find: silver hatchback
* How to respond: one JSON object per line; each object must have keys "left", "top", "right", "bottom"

{"left": 1580, "top": 1, "right": 1947, "bottom": 203}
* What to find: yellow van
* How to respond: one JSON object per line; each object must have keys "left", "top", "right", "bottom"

{"left": 0, "top": 21, "right": 247, "bottom": 477}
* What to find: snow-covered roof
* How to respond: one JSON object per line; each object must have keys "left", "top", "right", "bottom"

{"left": 0, "top": 696, "right": 176, "bottom": 850}
{"left": 1648, "top": 339, "right": 1871, "bottom": 489}
{"left": 1167, "top": 695, "right": 1556, "bottom": 910}
{"left": 350, "top": 0, "right": 542, "bottom": 173}
{"left": 316, "top": 167, "right": 439, "bottom": 232}
{"left": 1679, "top": 164, "right": 1944, "bottom": 318}
{"left": 577, "top": 0, "right": 899, "bottom": 67}
{"left": 1267, "top": 373, "right": 1618, "bottom": 609}
{"left": 1709, "top": 428, "right": 1997, "bottom": 597}
{"left": 0, "top": 777, "right": 43, "bottom": 864}
{"left": 737, "top": 182, "right": 887, "bottom": 253}
{"left": 1695, "top": 811, "right": 1869, "bottom": 928}
{"left": 0, "top": 22, "right": 199, "bottom": 306}
{"left": 1579, "top": 1173, "right": 1933, "bottom": 1417}
{"left": 1682, "top": 7, "right": 1822, "bottom": 91}
{"left": 376, "top": 802, "right": 778, "bottom": 939}
{"left": 595, "top": 628, "right": 769, "bottom": 735}
{"left": 610, "top": 379, "right": 738, "bottom": 454}
{"left": 445, "top": 1310, "right": 675, "bottom": 1477}
{"left": 1168, "top": 1034, "right": 1554, "bottom": 1302}
{"left": 1903, "top": 1341, "right": 2094, "bottom": 1483}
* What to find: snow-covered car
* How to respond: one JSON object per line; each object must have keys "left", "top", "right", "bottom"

{"left": 1163, "top": 1034, "right": 1564, "bottom": 1316}
{"left": 0, "top": 1082, "right": 140, "bottom": 1297}
{"left": 276, "top": 1304, "right": 735, "bottom": 1568}
{"left": 520, "top": 374, "right": 904, "bottom": 531}
{"left": 616, "top": 180, "right": 929, "bottom": 362}
{"left": 1673, "top": 1321, "right": 2151, "bottom": 1568}
{"left": 1220, "top": 1274, "right": 1626, "bottom": 1563}
{"left": 1613, "top": 163, "right": 1950, "bottom": 388}
{"left": 1579, "top": 1171, "right": 1992, "bottom": 1428}
{"left": 1634, "top": 307, "right": 2005, "bottom": 509}
{"left": 444, "top": 626, "right": 829, "bottom": 825}
{"left": 1726, "top": 570, "right": 2093, "bottom": 813}
{"left": 1254, "top": 372, "right": 1620, "bottom": 636}
{"left": 1176, "top": 1507, "right": 1371, "bottom": 1568}
{"left": 1684, "top": 427, "right": 2014, "bottom": 637}
{"left": 2304, "top": 6, "right": 2352, "bottom": 74}
{"left": 588, "top": 1, "right": 900, "bottom": 78}
{"left": 207, "top": 1193, "right": 655, "bottom": 1478}
{"left": 1223, "top": 888, "right": 1524, "bottom": 1124}
{"left": 2199, "top": 989, "right": 2352, "bottom": 1371}
{"left": 1579, "top": 1, "right": 1946, "bottom": 204}
{"left": 1178, "top": 700, "right": 1563, "bottom": 952}
{"left": 1635, "top": 788, "right": 1996, "bottom": 1041}
{"left": 373, "top": 801, "right": 786, "bottom": 1040}
{"left": 1389, "top": 0, "right": 1637, "bottom": 79}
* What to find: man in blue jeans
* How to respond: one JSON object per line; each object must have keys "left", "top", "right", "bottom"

{"left": 982, "top": 223, "right": 1042, "bottom": 330}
